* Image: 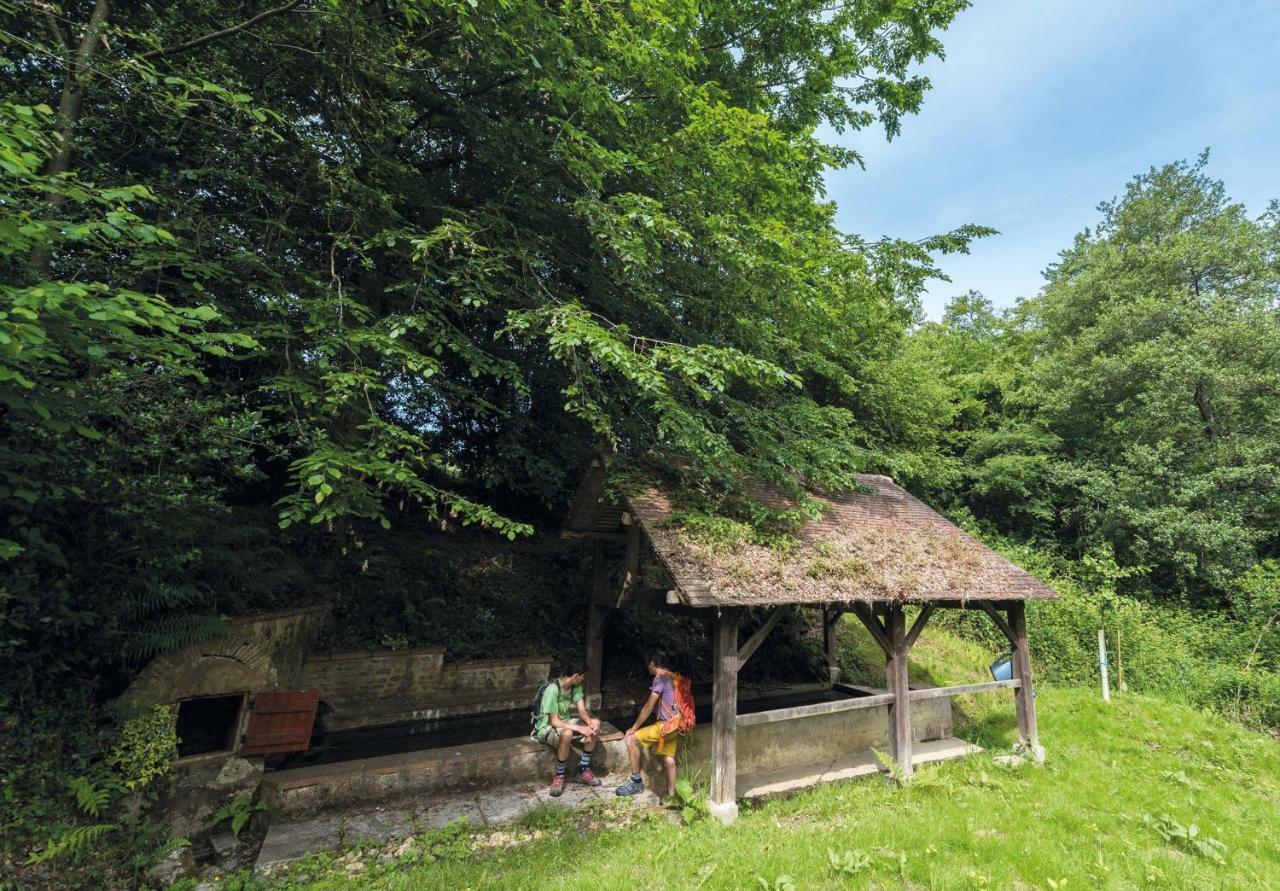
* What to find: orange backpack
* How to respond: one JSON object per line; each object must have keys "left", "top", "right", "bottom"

{"left": 656, "top": 669, "right": 696, "bottom": 741}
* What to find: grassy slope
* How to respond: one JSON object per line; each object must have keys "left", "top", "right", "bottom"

{"left": 244, "top": 625, "right": 1280, "bottom": 891}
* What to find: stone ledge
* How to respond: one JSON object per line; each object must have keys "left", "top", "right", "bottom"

{"left": 260, "top": 723, "right": 627, "bottom": 819}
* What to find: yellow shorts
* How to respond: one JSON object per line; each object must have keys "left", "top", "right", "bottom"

{"left": 633, "top": 722, "right": 678, "bottom": 757}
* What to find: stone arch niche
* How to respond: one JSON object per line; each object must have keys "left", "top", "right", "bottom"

{"left": 123, "top": 607, "right": 329, "bottom": 847}
{"left": 123, "top": 606, "right": 329, "bottom": 759}
{"left": 128, "top": 633, "right": 276, "bottom": 759}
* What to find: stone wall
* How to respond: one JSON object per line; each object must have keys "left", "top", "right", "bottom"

{"left": 262, "top": 691, "right": 960, "bottom": 818}
{"left": 668, "top": 694, "right": 952, "bottom": 784}
{"left": 124, "top": 604, "right": 330, "bottom": 708}
{"left": 297, "top": 650, "right": 551, "bottom": 731}
{"left": 230, "top": 605, "right": 331, "bottom": 687}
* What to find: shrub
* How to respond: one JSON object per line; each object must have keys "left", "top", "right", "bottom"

{"left": 936, "top": 535, "right": 1280, "bottom": 733}
{"left": 108, "top": 704, "right": 178, "bottom": 792}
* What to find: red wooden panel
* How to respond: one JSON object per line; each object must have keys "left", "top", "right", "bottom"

{"left": 239, "top": 690, "right": 320, "bottom": 756}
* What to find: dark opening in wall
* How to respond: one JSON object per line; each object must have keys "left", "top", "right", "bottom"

{"left": 176, "top": 694, "right": 244, "bottom": 757}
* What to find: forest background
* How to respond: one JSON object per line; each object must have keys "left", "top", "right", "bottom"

{"left": 1, "top": 0, "right": 1277, "bottom": 881}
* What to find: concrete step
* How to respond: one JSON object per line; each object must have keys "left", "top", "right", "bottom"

{"left": 255, "top": 779, "right": 661, "bottom": 874}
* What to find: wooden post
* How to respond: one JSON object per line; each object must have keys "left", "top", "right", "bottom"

{"left": 823, "top": 608, "right": 842, "bottom": 684}
{"left": 1008, "top": 602, "right": 1043, "bottom": 760}
{"left": 584, "top": 542, "right": 611, "bottom": 711}
{"left": 619, "top": 519, "right": 640, "bottom": 606}
{"left": 885, "top": 605, "right": 913, "bottom": 779}
{"left": 709, "top": 607, "right": 741, "bottom": 824}
{"left": 1097, "top": 627, "right": 1111, "bottom": 703}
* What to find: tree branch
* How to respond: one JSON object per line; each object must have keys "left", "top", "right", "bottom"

{"left": 137, "top": 0, "right": 303, "bottom": 61}
{"left": 38, "top": 2, "right": 71, "bottom": 52}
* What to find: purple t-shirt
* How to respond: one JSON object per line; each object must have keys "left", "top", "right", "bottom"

{"left": 651, "top": 672, "right": 676, "bottom": 722}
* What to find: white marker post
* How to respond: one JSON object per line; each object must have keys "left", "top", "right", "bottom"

{"left": 1098, "top": 628, "right": 1111, "bottom": 702}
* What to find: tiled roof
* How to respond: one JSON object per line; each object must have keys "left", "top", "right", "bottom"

{"left": 571, "top": 468, "right": 1059, "bottom": 607}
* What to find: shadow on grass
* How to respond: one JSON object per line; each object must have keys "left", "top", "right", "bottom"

{"left": 955, "top": 708, "right": 1018, "bottom": 749}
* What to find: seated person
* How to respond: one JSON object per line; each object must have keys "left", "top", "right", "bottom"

{"left": 617, "top": 652, "right": 681, "bottom": 798}
{"left": 533, "top": 665, "right": 602, "bottom": 796}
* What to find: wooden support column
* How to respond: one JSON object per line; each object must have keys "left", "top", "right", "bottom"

{"left": 618, "top": 517, "right": 641, "bottom": 607}
{"left": 1008, "top": 601, "right": 1043, "bottom": 760}
{"left": 885, "top": 605, "right": 913, "bottom": 779}
{"left": 823, "top": 608, "right": 843, "bottom": 684}
{"left": 584, "top": 541, "right": 611, "bottom": 711}
{"left": 709, "top": 607, "right": 741, "bottom": 824}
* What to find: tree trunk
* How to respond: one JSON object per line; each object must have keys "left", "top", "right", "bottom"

{"left": 32, "top": 0, "right": 111, "bottom": 273}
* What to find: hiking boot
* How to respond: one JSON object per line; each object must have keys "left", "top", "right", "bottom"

{"left": 577, "top": 767, "right": 602, "bottom": 787}
{"left": 615, "top": 777, "right": 644, "bottom": 797}
{"left": 549, "top": 774, "right": 566, "bottom": 797}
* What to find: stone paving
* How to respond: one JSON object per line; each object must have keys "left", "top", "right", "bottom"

{"left": 254, "top": 779, "right": 661, "bottom": 873}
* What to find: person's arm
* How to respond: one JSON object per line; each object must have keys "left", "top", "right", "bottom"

{"left": 550, "top": 710, "right": 594, "bottom": 735}
{"left": 576, "top": 697, "right": 600, "bottom": 735}
{"left": 626, "top": 691, "right": 660, "bottom": 736}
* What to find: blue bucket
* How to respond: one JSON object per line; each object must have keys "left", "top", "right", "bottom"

{"left": 989, "top": 654, "right": 1014, "bottom": 682}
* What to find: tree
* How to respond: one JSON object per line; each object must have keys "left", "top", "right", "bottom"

{"left": 0, "top": 0, "right": 981, "bottom": 699}
{"left": 936, "top": 154, "right": 1280, "bottom": 600}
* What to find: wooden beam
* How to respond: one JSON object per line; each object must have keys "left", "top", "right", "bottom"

{"left": 906, "top": 679, "right": 1020, "bottom": 701}
{"left": 850, "top": 603, "right": 891, "bottom": 656}
{"left": 737, "top": 608, "right": 787, "bottom": 670}
{"left": 1009, "top": 601, "right": 1042, "bottom": 757}
{"left": 977, "top": 600, "right": 1016, "bottom": 645}
{"left": 922, "top": 598, "right": 1042, "bottom": 611}
{"left": 885, "top": 605, "right": 913, "bottom": 779}
{"left": 735, "top": 692, "right": 896, "bottom": 727}
{"left": 710, "top": 608, "right": 741, "bottom": 810}
{"left": 905, "top": 604, "right": 934, "bottom": 650}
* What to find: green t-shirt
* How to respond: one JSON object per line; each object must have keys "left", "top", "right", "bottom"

{"left": 535, "top": 681, "right": 583, "bottom": 735}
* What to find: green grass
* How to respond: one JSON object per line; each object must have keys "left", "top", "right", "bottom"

{"left": 228, "top": 623, "right": 1280, "bottom": 891}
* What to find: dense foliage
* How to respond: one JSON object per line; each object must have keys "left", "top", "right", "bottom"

{"left": 921, "top": 154, "right": 1280, "bottom": 606}
{"left": 1, "top": 0, "right": 978, "bottom": 711}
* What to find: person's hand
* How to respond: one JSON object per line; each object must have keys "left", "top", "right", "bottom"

{"left": 588, "top": 717, "right": 601, "bottom": 733}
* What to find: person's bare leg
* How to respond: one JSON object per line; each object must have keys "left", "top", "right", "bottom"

{"left": 627, "top": 735, "right": 641, "bottom": 774}
{"left": 662, "top": 755, "right": 676, "bottom": 797}
{"left": 557, "top": 727, "right": 573, "bottom": 762}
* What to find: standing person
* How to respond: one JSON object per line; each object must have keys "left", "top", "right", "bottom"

{"left": 617, "top": 652, "right": 684, "bottom": 798}
{"left": 533, "top": 665, "right": 602, "bottom": 796}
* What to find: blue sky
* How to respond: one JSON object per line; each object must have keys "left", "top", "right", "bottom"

{"left": 824, "top": 0, "right": 1280, "bottom": 319}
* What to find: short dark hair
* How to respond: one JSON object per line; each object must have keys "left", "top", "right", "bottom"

{"left": 647, "top": 651, "right": 670, "bottom": 669}
{"left": 551, "top": 663, "right": 583, "bottom": 679}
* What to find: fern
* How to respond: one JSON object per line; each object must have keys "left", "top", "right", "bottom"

{"left": 123, "top": 613, "right": 229, "bottom": 661}
{"left": 26, "top": 822, "right": 119, "bottom": 864}
{"left": 872, "top": 747, "right": 910, "bottom": 785}
{"left": 68, "top": 776, "right": 112, "bottom": 819}
{"left": 212, "top": 794, "right": 265, "bottom": 838}
{"left": 67, "top": 768, "right": 125, "bottom": 818}
{"left": 121, "top": 581, "right": 202, "bottom": 621}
